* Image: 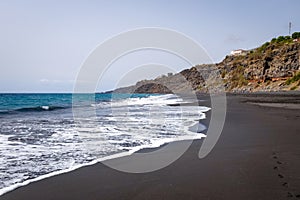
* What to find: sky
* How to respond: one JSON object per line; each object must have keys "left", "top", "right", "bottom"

{"left": 0, "top": 0, "right": 300, "bottom": 93}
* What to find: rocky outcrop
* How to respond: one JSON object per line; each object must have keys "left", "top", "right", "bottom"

{"left": 114, "top": 65, "right": 210, "bottom": 94}
{"left": 134, "top": 83, "right": 172, "bottom": 94}
{"left": 217, "top": 41, "right": 300, "bottom": 92}
{"left": 220, "top": 42, "right": 299, "bottom": 81}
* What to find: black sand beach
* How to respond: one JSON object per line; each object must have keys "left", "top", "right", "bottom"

{"left": 1, "top": 93, "right": 300, "bottom": 200}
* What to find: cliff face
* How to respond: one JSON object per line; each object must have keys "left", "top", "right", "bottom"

{"left": 114, "top": 39, "right": 300, "bottom": 94}
{"left": 218, "top": 41, "right": 300, "bottom": 92}
{"left": 113, "top": 64, "right": 214, "bottom": 94}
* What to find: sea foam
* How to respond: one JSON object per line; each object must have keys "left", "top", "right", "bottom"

{"left": 0, "top": 94, "right": 210, "bottom": 196}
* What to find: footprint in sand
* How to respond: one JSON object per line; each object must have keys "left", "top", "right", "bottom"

{"left": 271, "top": 153, "right": 298, "bottom": 198}
{"left": 287, "top": 192, "right": 294, "bottom": 198}
{"left": 277, "top": 161, "right": 282, "bottom": 165}
{"left": 278, "top": 174, "right": 284, "bottom": 179}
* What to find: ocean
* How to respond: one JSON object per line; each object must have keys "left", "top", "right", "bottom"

{"left": 0, "top": 93, "right": 210, "bottom": 195}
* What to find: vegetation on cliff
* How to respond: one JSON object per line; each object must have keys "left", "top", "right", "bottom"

{"left": 219, "top": 33, "right": 300, "bottom": 92}
{"left": 114, "top": 33, "right": 300, "bottom": 94}
{"left": 286, "top": 72, "right": 300, "bottom": 85}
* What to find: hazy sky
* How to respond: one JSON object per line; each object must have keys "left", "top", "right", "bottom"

{"left": 1, "top": 0, "right": 300, "bottom": 92}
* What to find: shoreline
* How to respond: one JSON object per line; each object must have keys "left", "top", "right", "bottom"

{"left": 0, "top": 135, "right": 207, "bottom": 197}
{"left": 0, "top": 117, "right": 208, "bottom": 197}
{"left": 1, "top": 93, "right": 300, "bottom": 199}
{"left": 0, "top": 93, "right": 209, "bottom": 196}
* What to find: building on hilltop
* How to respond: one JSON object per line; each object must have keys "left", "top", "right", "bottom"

{"left": 293, "top": 38, "right": 300, "bottom": 42}
{"left": 230, "top": 49, "right": 247, "bottom": 56}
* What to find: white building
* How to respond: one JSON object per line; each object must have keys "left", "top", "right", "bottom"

{"left": 230, "top": 49, "right": 246, "bottom": 56}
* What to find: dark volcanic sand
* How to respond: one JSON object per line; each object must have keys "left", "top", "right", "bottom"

{"left": 1, "top": 93, "right": 300, "bottom": 200}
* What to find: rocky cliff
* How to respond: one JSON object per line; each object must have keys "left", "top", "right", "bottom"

{"left": 114, "top": 35, "right": 300, "bottom": 94}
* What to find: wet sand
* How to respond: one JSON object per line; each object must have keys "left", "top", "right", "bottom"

{"left": 1, "top": 93, "right": 300, "bottom": 200}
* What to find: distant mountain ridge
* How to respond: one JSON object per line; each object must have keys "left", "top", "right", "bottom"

{"left": 113, "top": 33, "right": 300, "bottom": 94}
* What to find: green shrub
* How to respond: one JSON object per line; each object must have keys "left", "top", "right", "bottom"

{"left": 276, "top": 36, "right": 285, "bottom": 42}
{"left": 249, "top": 50, "right": 262, "bottom": 60}
{"left": 253, "top": 34, "right": 296, "bottom": 56}
{"left": 292, "top": 32, "right": 300, "bottom": 39}
{"left": 229, "top": 66, "right": 248, "bottom": 88}
{"left": 271, "top": 38, "right": 277, "bottom": 43}
{"left": 257, "top": 42, "right": 270, "bottom": 53}
{"left": 286, "top": 72, "right": 300, "bottom": 85}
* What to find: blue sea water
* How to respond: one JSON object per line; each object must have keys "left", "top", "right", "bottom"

{"left": 0, "top": 93, "right": 209, "bottom": 195}
{"left": 0, "top": 93, "right": 153, "bottom": 114}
